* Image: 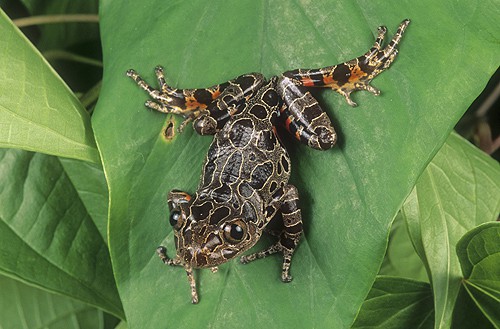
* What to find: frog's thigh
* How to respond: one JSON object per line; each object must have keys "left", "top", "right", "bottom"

{"left": 277, "top": 76, "right": 337, "bottom": 150}
{"left": 240, "top": 185, "right": 303, "bottom": 282}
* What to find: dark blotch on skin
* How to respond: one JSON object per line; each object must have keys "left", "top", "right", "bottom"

{"left": 194, "top": 89, "right": 214, "bottom": 104}
{"left": 249, "top": 104, "right": 268, "bottom": 119}
{"left": 203, "top": 160, "right": 216, "bottom": 186}
{"left": 332, "top": 64, "right": 351, "bottom": 85}
{"left": 221, "top": 151, "right": 243, "bottom": 184}
{"left": 262, "top": 89, "right": 279, "bottom": 107}
{"left": 209, "top": 206, "right": 230, "bottom": 225}
{"left": 281, "top": 155, "right": 290, "bottom": 173}
{"left": 280, "top": 200, "right": 298, "bottom": 214}
{"left": 249, "top": 161, "right": 273, "bottom": 190}
{"left": 257, "top": 130, "right": 276, "bottom": 152}
{"left": 191, "top": 201, "right": 213, "bottom": 220}
{"left": 238, "top": 182, "right": 254, "bottom": 198}
{"left": 270, "top": 181, "right": 278, "bottom": 193}
{"left": 229, "top": 119, "right": 254, "bottom": 149}
{"left": 241, "top": 201, "right": 257, "bottom": 222}
{"left": 213, "top": 185, "right": 231, "bottom": 203}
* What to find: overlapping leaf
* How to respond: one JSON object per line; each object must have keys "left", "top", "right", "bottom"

{"left": 352, "top": 276, "right": 434, "bottom": 329}
{"left": 402, "top": 133, "right": 500, "bottom": 328}
{"left": 0, "top": 148, "right": 123, "bottom": 318}
{"left": 0, "top": 274, "right": 119, "bottom": 329}
{"left": 0, "top": 9, "right": 99, "bottom": 163}
{"left": 93, "top": 0, "right": 498, "bottom": 328}
{"left": 457, "top": 223, "right": 500, "bottom": 327}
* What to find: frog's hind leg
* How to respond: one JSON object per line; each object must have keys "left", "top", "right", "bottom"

{"left": 240, "top": 185, "right": 303, "bottom": 282}
{"left": 281, "top": 19, "right": 410, "bottom": 107}
{"left": 276, "top": 76, "right": 337, "bottom": 150}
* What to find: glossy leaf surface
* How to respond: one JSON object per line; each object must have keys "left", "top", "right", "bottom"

{"left": 0, "top": 148, "right": 123, "bottom": 318}
{"left": 92, "top": 0, "right": 498, "bottom": 328}
{"left": 352, "top": 276, "right": 434, "bottom": 329}
{"left": 403, "top": 133, "right": 500, "bottom": 328}
{"left": 0, "top": 9, "right": 99, "bottom": 163}
{"left": 0, "top": 274, "right": 119, "bottom": 329}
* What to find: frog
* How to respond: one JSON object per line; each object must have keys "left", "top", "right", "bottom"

{"left": 127, "top": 19, "right": 410, "bottom": 304}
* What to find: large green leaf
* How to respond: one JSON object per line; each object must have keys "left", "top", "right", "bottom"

{"left": 0, "top": 148, "right": 123, "bottom": 318}
{"left": 0, "top": 8, "right": 99, "bottom": 163}
{"left": 456, "top": 222, "right": 500, "bottom": 327}
{"left": 0, "top": 274, "right": 120, "bottom": 329}
{"left": 402, "top": 133, "right": 500, "bottom": 328}
{"left": 352, "top": 276, "right": 434, "bottom": 329}
{"left": 93, "top": 0, "right": 498, "bottom": 328}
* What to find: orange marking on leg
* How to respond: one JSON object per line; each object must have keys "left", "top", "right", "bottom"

{"left": 211, "top": 89, "right": 221, "bottom": 100}
{"left": 285, "top": 116, "right": 293, "bottom": 131}
{"left": 182, "top": 193, "right": 191, "bottom": 201}
{"left": 322, "top": 74, "right": 335, "bottom": 85}
{"left": 185, "top": 96, "right": 208, "bottom": 110}
{"left": 301, "top": 77, "right": 315, "bottom": 87}
{"left": 348, "top": 65, "right": 368, "bottom": 83}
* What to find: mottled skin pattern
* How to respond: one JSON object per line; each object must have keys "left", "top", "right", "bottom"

{"left": 127, "top": 20, "right": 410, "bottom": 303}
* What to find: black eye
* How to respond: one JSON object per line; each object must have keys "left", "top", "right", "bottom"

{"left": 169, "top": 209, "right": 182, "bottom": 228}
{"left": 223, "top": 220, "right": 246, "bottom": 243}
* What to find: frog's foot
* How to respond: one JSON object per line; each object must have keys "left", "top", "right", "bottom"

{"left": 157, "top": 246, "right": 199, "bottom": 304}
{"left": 240, "top": 242, "right": 294, "bottom": 282}
{"left": 335, "top": 19, "right": 410, "bottom": 106}
{"left": 126, "top": 67, "right": 207, "bottom": 122}
{"left": 156, "top": 246, "right": 182, "bottom": 266}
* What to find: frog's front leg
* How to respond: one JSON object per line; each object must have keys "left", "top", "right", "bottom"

{"left": 282, "top": 19, "right": 410, "bottom": 106}
{"left": 127, "top": 67, "right": 264, "bottom": 133}
{"left": 156, "top": 190, "right": 201, "bottom": 304}
{"left": 156, "top": 246, "right": 199, "bottom": 304}
{"left": 127, "top": 66, "right": 227, "bottom": 123}
{"left": 240, "top": 185, "right": 302, "bottom": 282}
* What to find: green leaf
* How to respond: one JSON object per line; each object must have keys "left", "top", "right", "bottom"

{"left": 456, "top": 222, "right": 500, "bottom": 327}
{"left": 93, "top": 1, "right": 498, "bottom": 328}
{"left": 0, "top": 148, "right": 123, "bottom": 319}
{"left": 0, "top": 8, "right": 99, "bottom": 163}
{"left": 352, "top": 276, "right": 434, "bottom": 329}
{"left": 379, "top": 212, "right": 428, "bottom": 282}
{"left": 403, "top": 133, "right": 500, "bottom": 328}
{"left": 59, "top": 158, "right": 109, "bottom": 241}
{"left": 0, "top": 274, "right": 120, "bottom": 329}
{"left": 452, "top": 285, "right": 496, "bottom": 329}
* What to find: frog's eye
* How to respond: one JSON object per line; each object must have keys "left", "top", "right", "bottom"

{"left": 169, "top": 209, "right": 184, "bottom": 230}
{"left": 223, "top": 220, "right": 247, "bottom": 244}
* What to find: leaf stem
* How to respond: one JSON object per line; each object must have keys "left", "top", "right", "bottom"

{"left": 43, "top": 50, "right": 103, "bottom": 68}
{"left": 80, "top": 80, "right": 103, "bottom": 111}
{"left": 13, "top": 14, "right": 99, "bottom": 28}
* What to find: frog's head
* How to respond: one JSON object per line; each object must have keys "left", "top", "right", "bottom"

{"left": 166, "top": 188, "right": 263, "bottom": 268}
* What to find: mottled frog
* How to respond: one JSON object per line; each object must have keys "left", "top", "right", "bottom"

{"left": 127, "top": 20, "right": 410, "bottom": 303}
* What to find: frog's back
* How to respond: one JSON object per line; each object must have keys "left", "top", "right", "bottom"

{"left": 199, "top": 80, "right": 291, "bottom": 204}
